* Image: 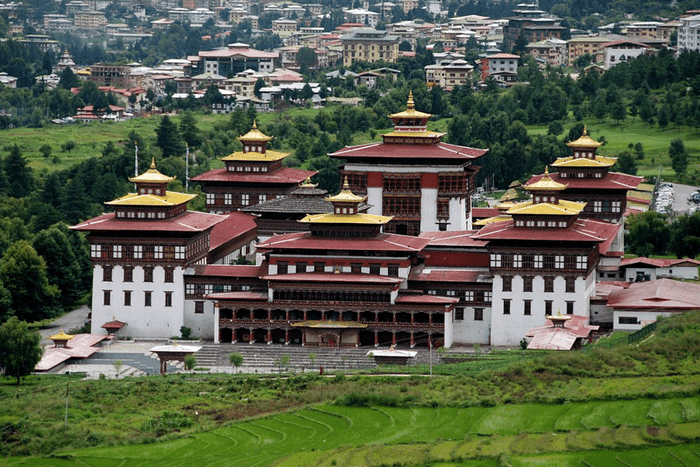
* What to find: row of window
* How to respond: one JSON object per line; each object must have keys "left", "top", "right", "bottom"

{"left": 116, "top": 210, "right": 167, "bottom": 219}
{"left": 91, "top": 244, "right": 188, "bottom": 260}
{"left": 430, "top": 290, "right": 493, "bottom": 303}
{"left": 490, "top": 254, "right": 588, "bottom": 270}
{"left": 277, "top": 262, "right": 400, "bottom": 276}
{"left": 227, "top": 164, "right": 269, "bottom": 171}
{"left": 206, "top": 193, "right": 280, "bottom": 206}
{"left": 103, "top": 290, "right": 173, "bottom": 307}
{"left": 514, "top": 219, "right": 569, "bottom": 228}
{"left": 502, "top": 299, "right": 574, "bottom": 315}
{"left": 502, "top": 275, "right": 576, "bottom": 293}
{"left": 102, "top": 265, "right": 175, "bottom": 283}
{"left": 185, "top": 283, "right": 251, "bottom": 296}
{"left": 454, "top": 307, "right": 484, "bottom": 321}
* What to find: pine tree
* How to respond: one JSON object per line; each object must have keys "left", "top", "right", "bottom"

{"left": 32, "top": 225, "right": 82, "bottom": 308}
{"left": 4, "top": 145, "right": 33, "bottom": 198}
{"left": 669, "top": 138, "right": 688, "bottom": 175}
{"left": 155, "top": 115, "right": 185, "bottom": 158}
{"left": 179, "top": 111, "right": 202, "bottom": 148}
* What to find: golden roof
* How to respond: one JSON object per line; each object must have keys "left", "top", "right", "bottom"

{"left": 507, "top": 199, "right": 586, "bottom": 216}
{"left": 382, "top": 130, "right": 444, "bottom": 138}
{"left": 496, "top": 201, "right": 518, "bottom": 211}
{"left": 524, "top": 167, "right": 567, "bottom": 192}
{"left": 636, "top": 183, "right": 655, "bottom": 193}
{"left": 474, "top": 214, "right": 512, "bottom": 226}
{"left": 237, "top": 120, "right": 273, "bottom": 142}
{"left": 221, "top": 149, "right": 289, "bottom": 162}
{"left": 49, "top": 329, "right": 74, "bottom": 341}
{"left": 566, "top": 126, "right": 603, "bottom": 148}
{"left": 326, "top": 178, "right": 366, "bottom": 204}
{"left": 129, "top": 158, "right": 176, "bottom": 184}
{"left": 299, "top": 212, "right": 392, "bottom": 224}
{"left": 389, "top": 91, "right": 432, "bottom": 120}
{"left": 551, "top": 156, "right": 616, "bottom": 168}
{"left": 106, "top": 191, "right": 196, "bottom": 206}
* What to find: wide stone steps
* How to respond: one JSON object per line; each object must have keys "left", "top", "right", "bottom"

{"left": 196, "top": 343, "right": 445, "bottom": 370}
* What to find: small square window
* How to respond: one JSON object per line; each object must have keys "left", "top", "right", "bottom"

{"left": 474, "top": 308, "right": 483, "bottom": 321}
{"left": 455, "top": 308, "right": 464, "bottom": 320}
{"left": 103, "top": 266, "right": 112, "bottom": 282}
{"left": 144, "top": 291, "right": 152, "bottom": 307}
{"left": 195, "top": 301, "right": 204, "bottom": 314}
{"left": 503, "top": 299, "right": 511, "bottom": 315}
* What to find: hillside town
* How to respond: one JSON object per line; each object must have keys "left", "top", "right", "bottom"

{"left": 1, "top": 1, "right": 700, "bottom": 116}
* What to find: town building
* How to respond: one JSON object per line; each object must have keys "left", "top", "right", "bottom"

{"left": 619, "top": 257, "right": 700, "bottom": 282}
{"left": 566, "top": 35, "right": 617, "bottom": 66}
{"left": 479, "top": 53, "right": 519, "bottom": 84}
{"left": 678, "top": 14, "right": 700, "bottom": 52}
{"left": 88, "top": 64, "right": 132, "bottom": 88}
{"left": 339, "top": 29, "right": 399, "bottom": 67}
{"left": 330, "top": 93, "right": 488, "bottom": 235}
{"left": 187, "top": 43, "right": 278, "bottom": 77}
{"left": 343, "top": 8, "right": 379, "bottom": 28}
{"left": 601, "top": 39, "right": 649, "bottom": 68}
{"left": 425, "top": 59, "right": 474, "bottom": 91}
{"left": 503, "top": 4, "right": 566, "bottom": 43}
{"left": 272, "top": 19, "right": 298, "bottom": 39}
{"left": 74, "top": 10, "right": 106, "bottom": 29}
{"left": 525, "top": 38, "right": 567, "bottom": 66}
{"left": 191, "top": 122, "right": 315, "bottom": 213}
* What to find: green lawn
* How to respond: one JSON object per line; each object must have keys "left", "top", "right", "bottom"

{"left": 5, "top": 398, "right": 700, "bottom": 466}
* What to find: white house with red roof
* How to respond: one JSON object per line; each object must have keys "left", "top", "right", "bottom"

{"left": 606, "top": 279, "right": 700, "bottom": 331}
{"left": 479, "top": 53, "right": 519, "bottom": 83}
{"left": 619, "top": 257, "right": 700, "bottom": 282}
{"left": 187, "top": 43, "right": 279, "bottom": 77}
{"left": 601, "top": 39, "right": 649, "bottom": 69}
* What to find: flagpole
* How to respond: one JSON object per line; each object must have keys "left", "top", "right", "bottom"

{"left": 185, "top": 143, "right": 189, "bottom": 191}
{"left": 134, "top": 141, "right": 138, "bottom": 191}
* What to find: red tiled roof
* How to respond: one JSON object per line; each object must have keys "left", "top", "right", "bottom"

{"left": 601, "top": 39, "right": 649, "bottom": 48}
{"left": 208, "top": 291, "right": 268, "bottom": 301}
{"left": 209, "top": 211, "right": 257, "bottom": 250}
{"left": 410, "top": 269, "right": 484, "bottom": 282}
{"left": 472, "top": 207, "right": 500, "bottom": 219}
{"left": 35, "top": 334, "right": 107, "bottom": 371}
{"left": 526, "top": 315, "right": 598, "bottom": 350}
{"left": 191, "top": 167, "right": 315, "bottom": 184}
{"left": 606, "top": 278, "right": 700, "bottom": 310}
{"left": 486, "top": 53, "right": 520, "bottom": 59}
{"left": 329, "top": 141, "right": 487, "bottom": 162}
{"left": 472, "top": 218, "right": 621, "bottom": 247}
{"left": 192, "top": 264, "right": 262, "bottom": 278}
{"left": 101, "top": 320, "right": 126, "bottom": 330}
{"left": 257, "top": 232, "right": 430, "bottom": 253}
{"left": 198, "top": 48, "right": 278, "bottom": 59}
{"left": 262, "top": 272, "right": 404, "bottom": 285}
{"left": 528, "top": 171, "right": 643, "bottom": 190}
{"left": 419, "top": 230, "right": 488, "bottom": 247}
{"left": 619, "top": 257, "right": 700, "bottom": 268}
{"left": 72, "top": 211, "right": 227, "bottom": 233}
{"left": 394, "top": 294, "right": 459, "bottom": 305}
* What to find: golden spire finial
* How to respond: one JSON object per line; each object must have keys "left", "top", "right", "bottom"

{"left": 407, "top": 91, "right": 415, "bottom": 110}
{"left": 544, "top": 165, "right": 550, "bottom": 176}
{"left": 252, "top": 119, "right": 257, "bottom": 129}
{"left": 342, "top": 176, "right": 350, "bottom": 190}
{"left": 582, "top": 125, "right": 588, "bottom": 136}
{"left": 150, "top": 157, "right": 156, "bottom": 169}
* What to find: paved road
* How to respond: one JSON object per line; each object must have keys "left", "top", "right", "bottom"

{"left": 39, "top": 305, "right": 90, "bottom": 346}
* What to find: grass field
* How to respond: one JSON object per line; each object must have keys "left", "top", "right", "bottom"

{"left": 3, "top": 110, "right": 699, "bottom": 182}
{"left": 4, "top": 398, "right": 700, "bottom": 466}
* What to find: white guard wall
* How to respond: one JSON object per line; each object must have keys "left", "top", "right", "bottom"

{"left": 448, "top": 197, "right": 467, "bottom": 231}
{"left": 452, "top": 306, "right": 492, "bottom": 345}
{"left": 490, "top": 272, "right": 593, "bottom": 347}
{"left": 91, "top": 265, "right": 185, "bottom": 339}
{"left": 613, "top": 310, "right": 674, "bottom": 331}
{"left": 184, "top": 299, "right": 216, "bottom": 339}
{"left": 366, "top": 186, "right": 383, "bottom": 216}
{"left": 443, "top": 310, "right": 453, "bottom": 348}
{"left": 420, "top": 187, "right": 438, "bottom": 232}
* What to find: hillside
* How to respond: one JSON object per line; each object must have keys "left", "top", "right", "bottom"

{"left": 1, "top": 311, "right": 700, "bottom": 464}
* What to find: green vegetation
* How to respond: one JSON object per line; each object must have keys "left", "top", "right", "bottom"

{"left": 1, "top": 311, "right": 700, "bottom": 464}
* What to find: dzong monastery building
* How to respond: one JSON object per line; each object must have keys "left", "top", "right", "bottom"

{"left": 74, "top": 95, "right": 657, "bottom": 349}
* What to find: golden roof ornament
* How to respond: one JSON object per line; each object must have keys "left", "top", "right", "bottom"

{"left": 567, "top": 125, "right": 603, "bottom": 149}
{"left": 300, "top": 177, "right": 318, "bottom": 188}
{"left": 524, "top": 166, "right": 567, "bottom": 192}
{"left": 128, "top": 158, "right": 176, "bottom": 184}
{"left": 326, "top": 176, "right": 366, "bottom": 204}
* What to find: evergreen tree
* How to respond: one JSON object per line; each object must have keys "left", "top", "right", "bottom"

{"left": 625, "top": 212, "right": 671, "bottom": 257}
{"left": 669, "top": 138, "right": 688, "bottom": 175}
{"left": 610, "top": 99, "right": 627, "bottom": 124}
{"left": 612, "top": 151, "right": 637, "bottom": 175}
{"left": 155, "top": 115, "right": 185, "bottom": 158}
{"left": 4, "top": 145, "right": 33, "bottom": 198}
{"left": 0, "top": 240, "right": 60, "bottom": 322}
{"left": 60, "top": 178, "right": 91, "bottom": 225}
{"left": 669, "top": 212, "right": 700, "bottom": 259}
{"left": 179, "top": 111, "right": 202, "bottom": 148}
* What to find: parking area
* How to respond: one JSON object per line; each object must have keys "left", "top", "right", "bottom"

{"left": 653, "top": 183, "right": 699, "bottom": 215}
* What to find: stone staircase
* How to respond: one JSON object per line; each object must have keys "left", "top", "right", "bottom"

{"left": 196, "top": 343, "right": 444, "bottom": 371}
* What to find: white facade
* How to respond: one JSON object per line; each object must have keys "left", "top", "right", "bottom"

{"left": 613, "top": 310, "right": 673, "bottom": 332}
{"left": 91, "top": 265, "right": 185, "bottom": 339}
{"left": 678, "top": 15, "right": 700, "bottom": 52}
{"left": 603, "top": 42, "right": 647, "bottom": 69}
{"left": 490, "top": 271, "right": 594, "bottom": 347}
{"left": 623, "top": 264, "right": 699, "bottom": 282}
{"left": 452, "top": 305, "right": 492, "bottom": 344}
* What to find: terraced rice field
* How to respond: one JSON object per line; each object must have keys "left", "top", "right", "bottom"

{"left": 5, "top": 396, "right": 700, "bottom": 467}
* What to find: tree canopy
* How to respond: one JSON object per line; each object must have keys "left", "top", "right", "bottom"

{"left": 0, "top": 317, "right": 43, "bottom": 384}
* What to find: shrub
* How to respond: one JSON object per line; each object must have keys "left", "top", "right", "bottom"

{"left": 180, "top": 326, "right": 192, "bottom": 339}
